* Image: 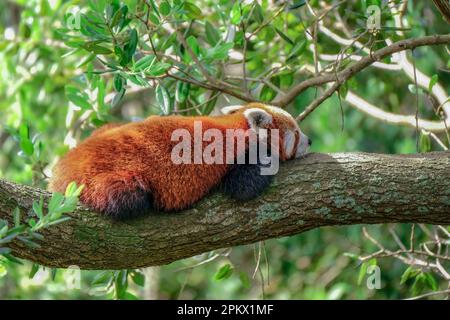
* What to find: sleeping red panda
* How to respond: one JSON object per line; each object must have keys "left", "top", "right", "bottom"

{"left": 48, "top": 103, "right": 311, "bottom": 219}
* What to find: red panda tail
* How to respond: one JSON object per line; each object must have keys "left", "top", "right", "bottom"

{"left": 83, "top": 173, "right": 153, "bottom": 220}
{"left": 102, "top": 186, "right": 153, "bottom": 220}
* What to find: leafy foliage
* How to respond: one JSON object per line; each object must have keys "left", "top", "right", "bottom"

{"left": 0, "top": 0, "right": 448, "bottom": 299}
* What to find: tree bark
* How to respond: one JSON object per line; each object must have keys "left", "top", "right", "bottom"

{"left": 0, "top": 152, "right": 449, "bottom": 270}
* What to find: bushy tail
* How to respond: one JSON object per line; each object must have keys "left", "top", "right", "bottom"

{"left": 84, "top": 174, "right": 154, "bottom": 220}
{"left": 103, "top": 186, "right": 153, "bottom": 220}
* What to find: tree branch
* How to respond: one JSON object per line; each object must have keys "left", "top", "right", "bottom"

{"left": 272, "top": 34, "right": 450, "bottom": 107}
{"left": 1, "top": 152, "right": 450, "bottom": 269}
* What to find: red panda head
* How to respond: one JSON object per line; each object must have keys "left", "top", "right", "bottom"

{"left": 221, "top": 103, "right": 311, "bottom": 161}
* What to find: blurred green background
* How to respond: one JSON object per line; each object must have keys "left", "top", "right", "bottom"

{"left": 0, "top": 0, "right": 448, "bottom": 299}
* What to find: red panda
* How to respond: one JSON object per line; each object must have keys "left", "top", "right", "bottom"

{"left": 48, "top": 103, "right": 311, "bottom": 219}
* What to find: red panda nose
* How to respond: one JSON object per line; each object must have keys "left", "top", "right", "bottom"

{"left": 308, "top": 138, "right": 312, "bottom": 146}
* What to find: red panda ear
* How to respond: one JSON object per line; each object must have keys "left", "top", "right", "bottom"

{"left": 221, "top": 105, "right": 244, "bottom": 114}
{"left": 243, "top": 108, "right": 273, "bottom": 131}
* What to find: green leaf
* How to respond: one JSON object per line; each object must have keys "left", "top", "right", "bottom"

{"left": 0, "top": 247, "right": 11, "bottom": 255}
{"left": 29, "top": 263, "right": 40, "bottom": 279}
{"left": 428, "top": 74, "right": 438, "bottom": 92}
{"left": 358, "top": 258, "right": 376, "bottom": 285}
{"left": 289, "top": 0, "right": 306, "bottom": 10}
{"left": 159, "top": 33, "right": 177, "bottom": 51}
{"left": 184, "top": 2, "right": 202, "bottom": 19}
{"left": 130, "top": 271, "right": 146, "bottom": 287}
{"left": 134, "top": 55, "right": 156, "bottom": 71}
{"left": 65, "top": 182, "right": 84, "bottom": 198}
{"left": 419, "top": 132, "right": 431, "bottom": 153}
{"left": 66, "top": 88, "right": 92, "bottom": 110}
{"left": 3, "top": 254, "right": 23, "bottom": 265}
{"left": 110, "top": 5, "right": 128, "bottom": 29}
{"left": 145, "top": 62, "right": 171, "bottom": 76}
{"left": 358, "top": 261, "right": 369, "bottom": 285}
{"left": 32, "top": 197, "right": 44, "bottom": 219}
{"left": 239, "top": 271, "right": 250, "bottom": 289}
{"left": 13, "top": 207, "right": 20, "bottom": 227}
{"left": 159, "top": 1, "right": 171, "bottom": 16}
{"left": 20, "top": 139, "right": 34, "bottom": 156}
{"left": 97, "top": 78, "right": 106, "bottom": 115}
{"left": 18, "top": 236, "right": 40, "bottom": 249}
{"left": 19, "top": 123, "right": 29, "bottom": 140}
{"left": 400, "top": 266, "right": 419, "bottom": 284}
{"left": 28, "top": 218, "right": 37, "bottom": 228}
{"left": 148, "top": 0, "right": 161, "bottom": 18}
{"left": 148, "top": 12, "right": 160, "bottom": 25}
{"left": 83, "top": 44, "right": 112, "bottom": 55}
{"left": 423, "top": 272, "right": 438, "bottom": 291}
{"left": 92, "top": 271, "right": 113, "bottom": 286}
{"left": 339, "top": 82, "right": 348, "bottom": 99}
{"left": 156, "top": 85, "right": 171, "bottom": 115}
{"left": 215, "top": 264, "right": 234, "bottom": 281}
{"left": 253, "top": 2, "right": 264, "bottom": 23}
{"left": 207, "top": 42, "right": 233, "bottom": 60}
{"left": 287, "top": 40, "right": 307, "bottom": 61}
{"left": 50, "top": 268, "right": 57, "bottom": 281}
{"left": 205, "top": 21, "right": 221, "bottom": 46}
{"left": 113, "top": 73, "right": 125, "bottom": 92}
{"left": 125, "top": 29, "right": 138, "bottom": 60}
{"left": 111, "top": 88, "right": 126, "bottom": 108}
{"left": 186, "top": 35, "right": 200, "bottom": 59}
{"left": 279, "top": 71, "right": 294, "bottom": 88}
{"left": 46, "top": 217, "right": 72, "bottom": 227}
{"left": 259, "top": 77, "right": 280, "bottom": 102}
{"left": 126, "top": 74, "right": 149, "bottom": 87}
{"left": 275, "top": 27, "right": 294, "bottom": 45}
{"left": 202, "top": 92, "right": 219, "bottom": 115}
{"left": 48, "top": 192, "right": 64, "bottom": 216}
{"left": 176, "top": 81, "right": 190, "bottom": 103}
{"left": 123, "top": 292, "right": 139, "bottom": 300}
{"left": 115, "top": 270, "right": 128, "bottom": 299}
{"left": 230, "top": 2, "right": 242, "bottom": 25}
{"left": 411, "top": 273, "right": 427, "bottom": 296}
{"left": 18, "top": 123, "right": 33, "bottom": 156}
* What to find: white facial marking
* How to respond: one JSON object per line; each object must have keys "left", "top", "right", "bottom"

{"left": 220, "top": 105, "right": 244, "bottom": 114}
{"left": 296, "top": 130, "right": 310, "bottom": 158}
{"left": 284, "top": 130, "right": 296, "bottom": 158}
{"left": 266, "top": 105, "right": 295, "bottom": 119}
{"left": 265, "top": 105, "right": 310, "bottom": 158}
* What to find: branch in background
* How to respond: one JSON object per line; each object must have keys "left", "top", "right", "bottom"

{"left": 167, "top": 72, "right": 254, "bottom": 103}
{"left": 314, "top": 18, "right": 450, "bottom": 132}
{"left": 344, "top": 91, "right": 450, "bottom": 132}
{"left": 272, "top": 34, "right": 450, "bottom": 108}
{"left": 317, "top": 52, "right": 402, "bottom": 71}
{"left": 1, "top": 152, "right": 449, "bottom": 269}
{"left": 317, "top": 24, "right": 450, "bottom": 118}
{"left": 296, "top": 82, "right": 340, "bottom": 121}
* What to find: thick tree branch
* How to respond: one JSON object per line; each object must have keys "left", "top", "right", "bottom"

{"left": 0, "top": 152, "right": 449, "bottom": 269}
{"left": 272, "top": 34, "right": 450, "bottom": 107}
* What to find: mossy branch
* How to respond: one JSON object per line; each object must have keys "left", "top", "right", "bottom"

{"left": 0, "top": 152, "right": 449, "bottom": 269}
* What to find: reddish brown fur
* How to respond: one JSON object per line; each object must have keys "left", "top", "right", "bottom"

{"left": 48, "top": 103, "right": 296, "bottom": 216}
{"left": 49, "top": 112, "right": 250, "bottom": 213}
